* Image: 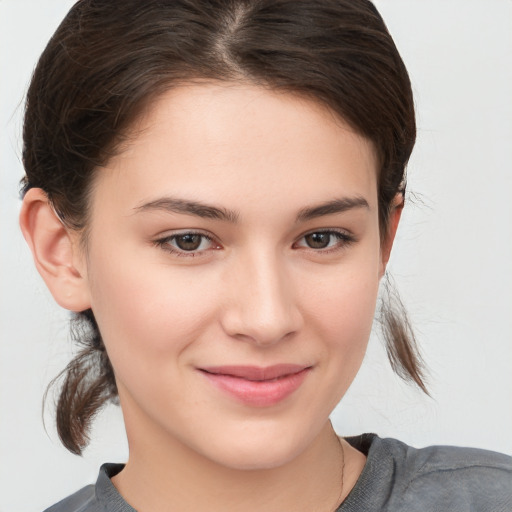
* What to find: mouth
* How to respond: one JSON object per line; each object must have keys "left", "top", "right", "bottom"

{"left": 198, "top": 364, "right": 312, "bottom": 407}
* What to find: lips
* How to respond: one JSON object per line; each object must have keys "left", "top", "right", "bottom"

{"left": 198, "top": 364, "right": 311, "bottom": 407}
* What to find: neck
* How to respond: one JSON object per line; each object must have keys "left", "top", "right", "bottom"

{"left": 113, "top": 420, "right": 362, "bottom": 512}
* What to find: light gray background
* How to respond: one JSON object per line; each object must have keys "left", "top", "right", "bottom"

{"left": 1, "top": 1, "right": 511, "bottom": 511}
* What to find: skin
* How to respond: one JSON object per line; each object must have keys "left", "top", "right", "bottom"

{"left": 21, "top": 82, "right": 401, "bottom": 512}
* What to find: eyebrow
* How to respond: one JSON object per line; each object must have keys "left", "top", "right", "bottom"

{"left": 134, "top": 195, "right": 369, "bottom": 223}
{"left": 134, "top": 197, "right": 240, "bottom": 223}
{"left": 295, "top": 196, "right": 370, "bottom": 222}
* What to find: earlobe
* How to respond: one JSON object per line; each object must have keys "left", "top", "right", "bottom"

{"left": 379, "top": 193, "right": 404, "bottom": 277}
{"left": 19, "top": 188, "right": 91, "bottom": 312}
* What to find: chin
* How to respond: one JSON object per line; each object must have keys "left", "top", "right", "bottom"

{"left": 195, "top": 422, "right": 319, "bottom": 471}
{"left": 211, "top": 445, "right": 301, "bottom": 471}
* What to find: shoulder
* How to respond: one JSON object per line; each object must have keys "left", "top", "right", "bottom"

{"left": 379, "top": 435, "right": 512, "bottom": 481}
{"left": 345, "top": 434, "right": 512, "bottom": 512}
{"left": 395, "top": 440, "right": 512, "bottom": 511}
{"left": 377, "top": 435, "right": 512, "bottom": 470}
{"left": 43, "top": 485, "right": 96, "bottom": 512}
{"left": 42, "top": 463, "right": 127, "bottom": 512}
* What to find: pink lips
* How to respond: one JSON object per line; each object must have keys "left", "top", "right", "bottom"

{"left": 199, "top": 364, "right": 311, "bottom": 407}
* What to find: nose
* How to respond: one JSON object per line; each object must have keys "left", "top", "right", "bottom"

{"left": 220, "top": 249, "right": 303, "bottom": 346}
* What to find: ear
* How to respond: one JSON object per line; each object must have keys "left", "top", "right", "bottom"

{"left": 19, "top": 188, "right": 91, "bottom": 312}
{"left": 379, "top": 193, "right": 404, "bottom": 278}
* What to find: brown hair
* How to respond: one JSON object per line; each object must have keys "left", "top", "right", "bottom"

{"left": 22, "top": 0, "right": 426, "bottom": 455}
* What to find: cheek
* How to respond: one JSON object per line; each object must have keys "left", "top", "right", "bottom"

{"left": 86, "top": 247, "right": 219, "bottom": 368}
{"left": 305, "top": 260, "right": 380, "bottom": 362}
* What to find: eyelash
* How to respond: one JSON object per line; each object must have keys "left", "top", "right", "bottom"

{"left": 153, "top": 229, "right": 355, "bottom": 258}
{"left": 153, "top": 231, "right": 218, "bottom": 258}
{"left": 293, "top": 229, "right": 356, "bottom": 254}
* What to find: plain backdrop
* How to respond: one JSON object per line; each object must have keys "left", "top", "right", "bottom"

{"left": 1, "top": 1, "right": 511, "bottom": 511}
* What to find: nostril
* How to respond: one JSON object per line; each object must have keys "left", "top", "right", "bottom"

{"left": 219, "top": 259, "right": 303, "bottom": 344}
{"left": 220, "top": 305, "right": 302, "bottom": 346}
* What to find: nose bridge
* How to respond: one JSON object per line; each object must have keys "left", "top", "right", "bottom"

{"left": 222, "top": 245, "right": 301, "bottom": 345}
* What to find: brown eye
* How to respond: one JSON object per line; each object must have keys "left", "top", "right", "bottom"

{"left": 294, "top": 230, "right": 355, "bottom": 253}
{"left": 175, "top": 234, "right": 203, "bottom": 251}
{"left": 155, "top": 231, "right": 219, "bottom": 257}
{"left": 304, "top": 232, "right": 332, "bottom": 249}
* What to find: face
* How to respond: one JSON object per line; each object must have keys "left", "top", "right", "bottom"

{"left": 79, "top": 83, "right": 387, "bottom": 470}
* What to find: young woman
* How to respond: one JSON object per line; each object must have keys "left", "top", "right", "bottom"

{"left": 11, "top": 1, "right": 512, "bottom": 511}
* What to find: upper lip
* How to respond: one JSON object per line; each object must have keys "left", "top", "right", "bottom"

{"left": 199, "top": 364, "right": 310, "bottom": 381}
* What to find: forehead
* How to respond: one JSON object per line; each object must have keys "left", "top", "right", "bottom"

{"left": 94, "top": 82, "right": 378, "bottom": 216}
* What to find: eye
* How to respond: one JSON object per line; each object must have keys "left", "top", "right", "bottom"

{"left": 294, "top": 230, "right": 355, "bottom": 252}
{"left": 173, "top": 233, "right": 207, "bottom": 251}
{"left": 154, "top": 231, "right": 220, "bottom": 256}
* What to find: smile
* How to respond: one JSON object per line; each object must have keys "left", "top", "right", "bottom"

{"left": 199, "top": 364, "right": 312, "bottom": 407}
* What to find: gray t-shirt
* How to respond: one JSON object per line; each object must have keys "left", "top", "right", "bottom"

{"left": 44, "top": 434, "right": 512, "bottom": 512}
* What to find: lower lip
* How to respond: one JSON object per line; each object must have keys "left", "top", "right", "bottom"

{"left": 200, "top": 368, "right": 310, "bottom": 407}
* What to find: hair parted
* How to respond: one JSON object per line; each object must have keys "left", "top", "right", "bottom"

{"left": 22, "top": 0, "right": 426, "bottom": 455}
